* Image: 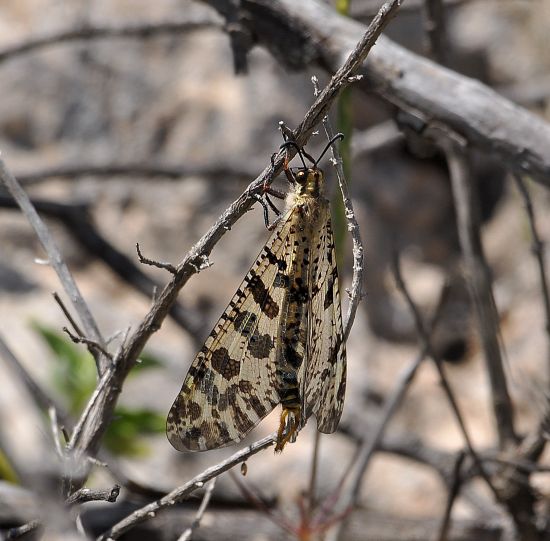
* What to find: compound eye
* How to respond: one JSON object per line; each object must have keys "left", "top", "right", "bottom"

{"left": 295, "top": 171, "right": 307, "bottom": 184}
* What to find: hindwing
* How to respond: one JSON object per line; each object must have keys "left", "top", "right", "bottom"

{"left": 304, "top": 211, "right": 346, "bottom": 433}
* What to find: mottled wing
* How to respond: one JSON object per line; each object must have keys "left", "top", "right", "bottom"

{"left": 304, "top": 208, "right": 346, "bottom": 433}
{"left": 167, "top": 212, "right": 296, "bottom": 451}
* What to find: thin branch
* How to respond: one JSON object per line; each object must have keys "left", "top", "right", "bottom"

{"left": 97, "top": 434, "right": 276, "bottom": 540}
{"left": 63, "top": 327, "right": 113, "bottom": 361}
{"left": 67, "top": 0, "right": 402, "bottom": 474}
{"left": 329, "top": 284, "right": 451, "bottom": 541}
{"left": 66, "top": 485, "right": 120, "bottom": 506}
{"left": 0, "top": 160, "right": 108, "bottom": 374}
{"left": 443, "top": 140, "right": 516, "bottom": 448}
{"left": 5, "top": 520, "right": 41, "bottom": 540}
{"left": 0, "top": 195, "right": 202, "bottom": 339}
{"left": 307, "top": 430, "right": 322, "bottom": 521}
{"left": 53, "top": 292, "right": 84, "bottom": 339}
{"left": 311, "top": 76, "right": 364, "bottom": 340}
{"left": 48, "top": 405, "right": 65, "bottom": 458}
{"left": 512, "top": 174, "right": 550, "bottom": 378}
{"left": 436, "top": 452, "right": 466, "bottom": 541}
{"left": 15, "top": 162, "right": 255, "bottom": 186}
{"left": 136, "top": 243, "right": 177, "bottom": 274}
{"left": 0, "top": 20, "right": 220, "bottom": 65}
{"left": 392, "top": 252, "right": 501, "bottom": 501}
{"left": 0, "top": 332, "right": 70, "bottom": 427}
{"left": 218, "top": 0, "right": 550, "bottom": 187}
{"left": 177, "top": 478, "right": 217, "bottom": 541}
{"left": 422, "top": 0, "right": 449, "bottom": 65}
{"left": 67, "top": 366, "right": 115, "bottom": 453}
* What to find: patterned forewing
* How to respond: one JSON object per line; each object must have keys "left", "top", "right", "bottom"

{"left": 167, "top": 213, "right": 296, "bottom": 451}
{"left": 304, "top": 211, "right": 346, "bottom": 433}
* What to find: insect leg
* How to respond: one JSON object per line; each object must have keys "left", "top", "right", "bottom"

{"left": 252, "top": 193, "right": 282, "bottom": 230}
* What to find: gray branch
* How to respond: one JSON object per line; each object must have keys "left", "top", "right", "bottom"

{"left": 208, "top": 0, "right": 550, "bottom": 187}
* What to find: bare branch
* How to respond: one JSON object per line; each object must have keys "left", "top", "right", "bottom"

{"left": 15, "top": 162, "right": 255, "bottom": 186}
{"left": 63, "top": 327, "right": 113, "bottom": 361}
{"left": 97, "top": 434, "right": 276, "bottom": 540}
{"left": 436, "top": 452, "right": 466, "bottom": 541}
{"left": 512, "top": 174, "right": 550, "bottom": 377}
{"left": 392, "top": 252, "right": 501, "bottom": 501}
{"left": 136, "top": 243, "right": 177, "bottom": 275}
{"left": 422, "top": 0, "right": 449, "bottom": 64}
{"left": 177, "top": 479, "right": 217, "bottom": 541}
{"left": 53, "top": 292, "right": 84, "bottom": 339}
{"left": 0, "top": 332, "right": 70, "bottom": 427}
{"left": 5, "top": 520, "right": 40, "bottom": 540}
{"left": 311, "top": 75, "right": 364, "bottom": 341}
{"left": 444, "top": 141, "right": 516, "bottom": 447}
{"left": 0, "top": 20, "right": 220, "bottom": 65}
{"left": 215, "top": 0, "right": 550, "bottom": 187}
{"left": 66, "top": 485, "right": 120, "bottom": 506}
{"left": 0, "top": 160, "right": 108, "bottom": 374}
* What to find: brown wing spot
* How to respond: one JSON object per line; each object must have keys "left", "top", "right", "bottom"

{"left": 239, "top": 379, "right": 253, "bottom": 393}
{"left": 233, "top": 310, "right": 258, "bottom": 336}
{"left": 188, "top": 401, "right": 202, "bottom": 421}
{"left": 234, "top": 405, "right": 255, "bottom": 434}
{"left": 247, "top": 395, "right": 267, "bottom": 418}
{"left": 211, "top": 347, "right": 241, "bottom": 381}
{"left": 169, "top": 394, "right": 187, "bottom": 419}
{"left": 248, "top": 332, "right": 274, "bottom": 359}
{"left": 218, "top": 384, "right": 237, "bottom": 412}
{"left": 186, "top": 426, "right": 202, "bottom": 441}
{"left": 249, "top": 272, "right": 279, "bottom": 318}
{"left": 265, "top": 246, "right": 287, "bottom": 271}
{"left": 217, "top": 422, "right": 231, "bottom": 443}
{"left": 324, "top": 272, "right": 336, "bottom": 310}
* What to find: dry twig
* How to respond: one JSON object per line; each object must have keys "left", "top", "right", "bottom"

{"left": 205, "top": 0, "right": 550, "bottom": 186}
{"left": 512, "top": 174, "right": 550, "bottom": 375}
{"left": 0, "top": 162, "right": 108, "bottom": 374}
{"left": 66, "top": 485, "right": 120, "bottom": 506}
{"left": 0, "top": 195, "right": 202, "bottom": 339}
{"left": 422, "top": 0, "right": 449, "bottom": 64}
{"left": 392, "top": 253, "right": 500, "bottom": 500}
{"left": 97, "top": 434, "right": 276, "bottom": 540}
{"left": 436, "top": 451, "right": 466, "bottom": 541}
{"left": 15, "top": 162, "right": 255, "bottom": 186}
{"left": 0, "top": 20, "right": 220, "bottom": 65}
{"left": 443, "top": 141, "right": 516, "bottom": 448}
{"left": 177, "top": 478, "right": 217, "bottom": 541}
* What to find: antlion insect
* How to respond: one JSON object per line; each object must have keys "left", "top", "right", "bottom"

{"left": 166, "top": 134, "right": 346, "bottom": 452}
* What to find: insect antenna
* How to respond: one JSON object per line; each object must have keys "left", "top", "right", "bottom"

{"left": 314, "top": 133, "right": 344, "bottom": 167}
{"left": 279, "top": 140, "right": 311, "bottom": 168}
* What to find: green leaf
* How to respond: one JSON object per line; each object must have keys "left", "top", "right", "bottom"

{"left": 104, "top": 407, "right": 165, "bottom": 456}
{"left": 0, "top": 448, "right": 19, "bottom": 484}
{"left": 32, "top": 322, "right": 96, "bottom": 414}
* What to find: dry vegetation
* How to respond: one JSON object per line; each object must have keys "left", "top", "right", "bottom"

{"left": 0, "top": 1, "right": 550, "bottom": 540}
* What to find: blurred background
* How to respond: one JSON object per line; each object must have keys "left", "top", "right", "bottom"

{"left": 0, "top": 0, "right": 549, "bottom": 539}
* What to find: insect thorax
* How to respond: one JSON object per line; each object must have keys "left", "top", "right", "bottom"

{"left": 285, "top": 167, "right": 328, "bottom": 220}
